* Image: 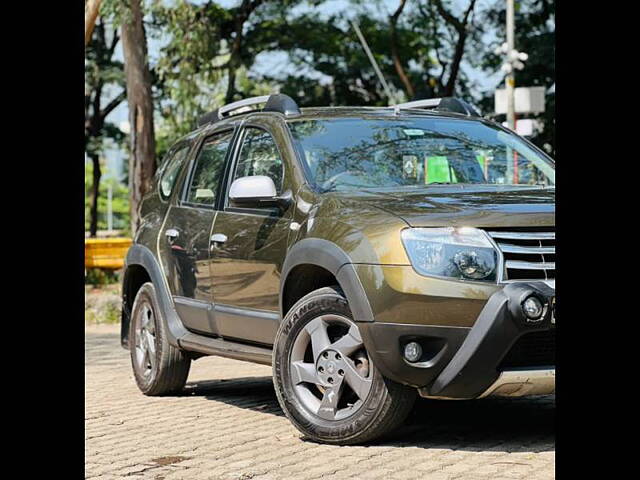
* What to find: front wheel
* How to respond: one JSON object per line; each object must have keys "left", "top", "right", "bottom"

{"left": 273, "top": 286, "right": 416, "bottom": 445}
{"left": 129, "top": 282, "right": 191, "bottom": 396}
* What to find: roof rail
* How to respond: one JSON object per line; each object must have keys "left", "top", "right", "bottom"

{"left": 394, "top": 97, "right": 481, "bottom": 117}
{"left": 197, "top": 93, "right": 301, "bottom": 127}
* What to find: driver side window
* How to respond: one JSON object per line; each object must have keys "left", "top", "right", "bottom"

{"left": 233, "top": 127, "right": 284, "bottom": 194}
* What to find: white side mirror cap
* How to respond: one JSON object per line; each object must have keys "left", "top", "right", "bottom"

{"left": 229, "top": 175, "right": 277, "bottom": 204}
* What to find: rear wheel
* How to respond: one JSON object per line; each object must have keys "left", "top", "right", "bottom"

{"left": 129, "top": 282, "right": 191, "bottom": 395}
{"left": 273, "top": 286, "right": 416, "bottom": 445}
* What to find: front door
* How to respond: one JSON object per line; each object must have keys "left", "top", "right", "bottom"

{"left": 210, "top": 125, "right": 292, "bottom": 346}
{"left": 158, "top": 128, "right": 235, "bottom": 335}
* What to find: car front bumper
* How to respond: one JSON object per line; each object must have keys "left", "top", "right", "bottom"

{"left": 477, "top": 368, "right": 555, "bottom": 398}
{"left": 358, "top": 281, "right": 556, "bottom": 399}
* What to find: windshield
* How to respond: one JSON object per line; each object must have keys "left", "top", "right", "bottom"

{"left": 288, "top": 117, "right": 555, "bottom": 192}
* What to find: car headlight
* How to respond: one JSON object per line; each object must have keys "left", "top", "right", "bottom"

{"left": 401, "top": 227, "right": 498, "bottom": 282}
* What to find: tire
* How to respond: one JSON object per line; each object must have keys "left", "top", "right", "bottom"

{"left": 273, "top": 286, "right": 416, "bottom": 445}
{"left": 129, "top": 282, "right": 191, "bottom": 396}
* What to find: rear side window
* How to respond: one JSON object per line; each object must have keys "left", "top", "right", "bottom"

{"left": 159, "top": 144, "right": 190, "bottom": 200}
{"left": 186, "top": 130, "right": 234, "bottom": 206}
{"left": 233, "top": 127, "right": 284, "bottom": 193}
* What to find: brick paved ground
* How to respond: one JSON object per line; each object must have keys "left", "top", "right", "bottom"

{"left": 85, "top": 324, "right": 555, "bottom": 480}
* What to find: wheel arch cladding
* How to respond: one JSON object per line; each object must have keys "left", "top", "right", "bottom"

{"left": 280, "top": 238, "right": 375, "bottom": 322}
{"left": 120, "top": 263, "right": 150, "bottom": 348}
{"left": 122, "top": 244, "right": 189, "bottom": 348}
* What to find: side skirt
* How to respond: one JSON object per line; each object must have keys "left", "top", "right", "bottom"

{"left": 179, "top": 331, "right": 273, "bottom": 366}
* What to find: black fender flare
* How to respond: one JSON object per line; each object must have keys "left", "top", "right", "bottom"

{"left": 123, "top": 244, "right": 188, "bottom": 347}
{"left": 279, "top": 238, "right": 375, "bottom": 323}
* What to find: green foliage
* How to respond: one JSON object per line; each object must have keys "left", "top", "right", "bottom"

{"left": 86, "top": 0, "right": 555, "bottom": 221}
{"left": 151, "top": 1, "right": 230, "bottom": 138}
{"left": 85, "top": 162, "right": 131, "bottom": 233}
{"left": 85, "top": 17, "right": 127, "bottom": 158}
{"left": 85, "top": 268, "right": 120, "bottom": 286}
{"left": 149, "top": 0, "right": 493, "bottom": 124}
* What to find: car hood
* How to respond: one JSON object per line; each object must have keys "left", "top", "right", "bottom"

{"left": 327, "top": 185, "right": 555, "bottom": 228}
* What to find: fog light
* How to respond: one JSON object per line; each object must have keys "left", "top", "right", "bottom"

{"left": 404, "top": 342, "right": 422, "bottom": 363}
{"left": 522, "top": 296, "right": 544, "bottom": 321}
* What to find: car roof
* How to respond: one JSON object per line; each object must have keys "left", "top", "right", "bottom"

{"left": 177, "top": 104, "right": 490, "bottom": 145}
{"left": 291, "top": 106, "right": 481, "bottom": 121}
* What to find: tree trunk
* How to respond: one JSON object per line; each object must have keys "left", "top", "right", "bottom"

{"left": 121, "top": 0, "right": 156, "bottom": 235}
{"left": 85, "top": 0, "right": 102, "bottom": 47}
{"left": 443, "top": 30, "right": 467, "bottom": 97}
{"left": 89, "top": 153, "right": 102, "bottom": 237}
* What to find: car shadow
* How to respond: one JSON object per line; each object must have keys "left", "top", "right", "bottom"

{"left": 183, "top": 376, "right": 555, "bottom": 452}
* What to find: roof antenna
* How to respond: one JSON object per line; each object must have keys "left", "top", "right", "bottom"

{"left": 350, "top": 20, "right": 396, "bottom": 107}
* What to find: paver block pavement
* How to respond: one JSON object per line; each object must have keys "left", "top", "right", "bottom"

{"left": 85, "top": 324, "right": 555, "bottom": 479}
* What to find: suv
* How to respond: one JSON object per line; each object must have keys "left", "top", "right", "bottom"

{"left": 121, "top": 94, "right": 555, "bottom": 445}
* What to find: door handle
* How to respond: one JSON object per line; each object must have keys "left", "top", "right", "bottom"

{"left": 210, "top": 233, "right": 227, "bottom": 244}
{"left": 165, "top": 228, "right": 179, "bottom": 240}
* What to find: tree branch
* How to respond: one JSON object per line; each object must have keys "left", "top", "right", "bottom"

{"left": 432, "top": 0, "right": 477, "bottom": 96}
{"left": 432, "top": 0, "right": 462, "bottom": 32}
{"left": 100, "top": 90, "right": 127, "bottom": 122}
{"left": 389, "top": 0, "right": 414, "bottom": 99}
{"left": 108, "top": 29, "right": 119, "bottom": 58}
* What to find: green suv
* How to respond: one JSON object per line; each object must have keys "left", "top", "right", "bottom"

{"left": 121, "top": 94, "right": 555, "bottom": 445}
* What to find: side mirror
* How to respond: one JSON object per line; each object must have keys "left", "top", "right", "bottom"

{"left": 229, "top": 175, "right": 279, "bottom": 208}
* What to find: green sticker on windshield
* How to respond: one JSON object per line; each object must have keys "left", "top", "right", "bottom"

{"left": 425, "top": 156, "right": 457, "bottom": 184}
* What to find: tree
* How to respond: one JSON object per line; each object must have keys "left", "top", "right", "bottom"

{"left": 257, "top": 7, "right": 437, "bottom": 106}
{"left": 85, "top": 17, "right": 126, "bottom": 237}
{"left": 389, "top": 0, "right": 414, "bottom": 99}
{"left": 85, "top": 163, "right": 131, "bottom": 232}
{"left": 121, "top": 0, "right": 157, "bottom": 234}
{"left": 224, "top": 0, "right": 265, "bottom": 103}
{"left": 417, "top": 0, "right": 479, "bottom": 98}
{"left": 85, "top": 0, "right": 103, "bottom": 46}
{"left": 152, "top": 0, "right": 282, "bottom": 138}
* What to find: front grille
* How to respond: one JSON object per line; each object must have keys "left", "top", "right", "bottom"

{"left": 487, "top": 227, "right": 555, "bottom": 281}
{"left": 499, "top": 329, "right": 556, "bottom": 369}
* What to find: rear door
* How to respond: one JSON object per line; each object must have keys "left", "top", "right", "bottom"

{"left": 158, "top": 127, "right": 236, "bottom": 336}
{"left": 209, "top": 123, "right": 293, "bottom": 346}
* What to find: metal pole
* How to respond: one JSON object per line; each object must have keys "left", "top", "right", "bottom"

{"left": 350, "top": 20, "right": 396, "bottom": 105}
{"left": 107, "top": 182, "right": 113, "bottom": 233}
{"left": 505, "top": 0, "right": 516, "bottom": 130}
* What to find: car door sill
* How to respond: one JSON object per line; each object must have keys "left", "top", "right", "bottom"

{"left": 214, "top": 304, "right": 280, "bottom": 346}
{"left": 178, "top": 331, "right": 273, "bottom": 366}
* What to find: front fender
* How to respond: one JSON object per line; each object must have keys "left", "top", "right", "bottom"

{"left": 280, "top": 238, "right": 375, "bottom": 323}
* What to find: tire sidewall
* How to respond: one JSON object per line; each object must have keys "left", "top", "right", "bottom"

{"left": 129, "top": 282, "right": 165, "bottom": 394}
{"left": 273, "top": 289, "right": 391, "bottom": 443}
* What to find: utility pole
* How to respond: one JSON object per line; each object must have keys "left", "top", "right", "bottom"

{"left": 496, "top": 0, "right": 527, "bottom": 131}
{"left": 505, "top": 0, "right": 515, "bottom": 130}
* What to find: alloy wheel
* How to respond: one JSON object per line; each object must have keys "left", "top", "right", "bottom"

{"left": 134, "top": 301, "right": 157, "bottom": 378}
{"left": 289, "top": 314, "right": 373, "bottom": 421}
